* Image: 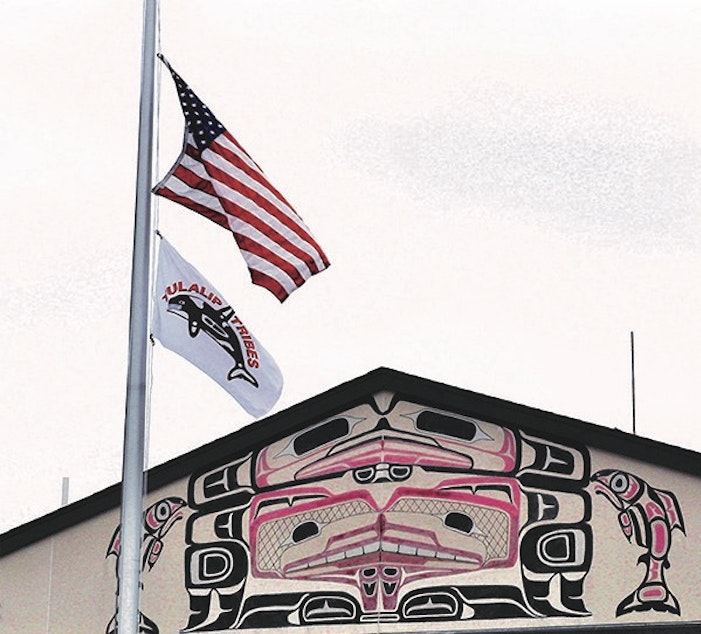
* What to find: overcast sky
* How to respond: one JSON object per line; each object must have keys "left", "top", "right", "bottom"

{"left": 2, "top": 0, "right": 700, "bottom": 533}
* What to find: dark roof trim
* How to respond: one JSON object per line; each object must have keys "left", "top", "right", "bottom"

{"left": 3, "top": 367, "right": 700, "bottom": 557}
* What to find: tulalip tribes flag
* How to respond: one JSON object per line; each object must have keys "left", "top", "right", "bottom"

{"left": 153, "top": 56, "right": 330, "bottom": 302}
{"left": 152, "top": 238, "right": 283, "bottom": 417}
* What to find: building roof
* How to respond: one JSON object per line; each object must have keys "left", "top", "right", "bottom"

{"left": 2, "top": 366, "right": 699, "bottom": 557}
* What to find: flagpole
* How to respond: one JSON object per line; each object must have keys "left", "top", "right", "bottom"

{"left": 118, "top": 0, "right": 158, "bottom": 632}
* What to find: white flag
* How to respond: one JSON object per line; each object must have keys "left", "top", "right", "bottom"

{"left": 152, "top": 238, "right": 283, "bottom": 417}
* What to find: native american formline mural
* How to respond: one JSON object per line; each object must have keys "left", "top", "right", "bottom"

{"left": 106, "top": 391, "right": 686, "bottom": 632}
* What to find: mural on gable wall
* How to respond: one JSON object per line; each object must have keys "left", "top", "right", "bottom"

{"left": 106, "top": 392, "right": 686, "bottom": 632}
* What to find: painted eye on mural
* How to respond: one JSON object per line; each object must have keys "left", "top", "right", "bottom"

{"left": 155, "top": 501, "right": 171, "bottom": 522}
{"left": 291, "top": 521, "right": 321, "bottom": 544}
{"left": 292, "top": 418, "right": 350, "bottom": 455}
{"left": 413, "top": 411, "right": 492, "bottom": 444}
{"left": 353, "top": 463, "right": 413, "bottom": 484}
{"left": 389, "top": 465, "right": 412, "bottom": 481}
{"left": 354, "top": 466, "right": 375, "bottom": 484}
{"left": 610, "top": 472, "right": 629, "bottom": 494}
{"left": 145, "top": 500, "right": 172, "bottom": 530}
{"left": 444, "top": 512, "right": 482, "bottom": 537}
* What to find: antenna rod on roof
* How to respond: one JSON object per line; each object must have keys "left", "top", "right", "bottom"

{"left": 630, "top": 331, "right": 637, "bottom": 436}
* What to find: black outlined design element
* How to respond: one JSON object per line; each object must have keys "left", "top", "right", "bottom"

{"left": 591, "top": 469, "right": 685, "bottom": 616}
{"left": 106, "top": 497, "right": 187, "bottom": 633}
{"left": 183, "top": 399, "right": 594, "bottom": 628}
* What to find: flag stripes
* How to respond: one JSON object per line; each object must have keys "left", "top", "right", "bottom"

{"left": 205, "top": 140, "right": 326, "bottom": 269}
{"left": 154, "top": 62, "right": 329, "bottom": 301}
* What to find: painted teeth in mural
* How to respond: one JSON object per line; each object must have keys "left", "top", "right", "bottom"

{"left": 590, "top": 469, "right": 685, "bottom": 616}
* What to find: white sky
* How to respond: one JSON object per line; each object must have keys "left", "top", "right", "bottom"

{"left": 2, "top": 0, "right": 700, "bottom": 533}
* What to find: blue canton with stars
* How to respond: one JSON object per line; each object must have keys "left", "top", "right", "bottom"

{"left": 168, "top": 68, "right": 226, "bottom": 152}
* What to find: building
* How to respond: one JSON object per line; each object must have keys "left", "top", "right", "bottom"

{"left": 1, "top": 367, "right": 699, "bottom": 633}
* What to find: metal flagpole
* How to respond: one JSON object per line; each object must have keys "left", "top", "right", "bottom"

{"left": 118, "top": 0, "right": 158, "bottom": 632}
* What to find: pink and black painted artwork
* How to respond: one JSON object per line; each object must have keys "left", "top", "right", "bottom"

{"left": 106, "top": 497, "right": 186, "bottom": 633}
{"left": 182, "top": 394, "right": 597, "bottom": 629}
{"left": 591, "top": 469, "right": 685, "bottom": 617}
{"left": 106, "top": 393, "right": 686, "bottom": 631}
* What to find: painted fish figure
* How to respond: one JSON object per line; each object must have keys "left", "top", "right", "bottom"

{"left": 166, "top": 293, "right": 258, "bottom": 386}
{"left": 105, "top": 498, "right": 187, "bottom": 634}
{"left": 106, "top": 496, "right": 187, "bottom": 573}
{"left": 591, "top": 469, "right": 685, "bottom": 616}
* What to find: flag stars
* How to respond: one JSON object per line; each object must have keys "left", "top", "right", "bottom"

{"left": 167, "top": 69, "right": 225, "bottom": 150}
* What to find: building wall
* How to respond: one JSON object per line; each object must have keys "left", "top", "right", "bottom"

{"left": 1, "top": 390, "right": 698, "bottom": 633}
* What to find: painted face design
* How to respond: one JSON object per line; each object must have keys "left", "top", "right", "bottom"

{"left": 184, "top": 394, "right": 594, "bottom": 629}
{"left": 243, "top": 401, "right": 521, "bottom": 609}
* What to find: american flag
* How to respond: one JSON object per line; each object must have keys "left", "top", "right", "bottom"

{"left": 154, "top": 57, "right": 330, "bottom": 302}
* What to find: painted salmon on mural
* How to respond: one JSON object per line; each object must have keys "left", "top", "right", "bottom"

{"left": 591, "top": 469, "right": 685, "bottom": 616}
{"left": 106, "top": 496, "right": 186, "bottom": 634}
{"left": 182, "top": 394, "right": 596, "bottom": 629}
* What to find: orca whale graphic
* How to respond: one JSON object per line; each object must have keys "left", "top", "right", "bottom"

{"left": 166, "top": 293, "right": 258, "bottom": 387}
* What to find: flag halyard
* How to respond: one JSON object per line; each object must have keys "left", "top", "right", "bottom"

{"left": 154, "top": 60, "right": 329, "bottom": 302}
